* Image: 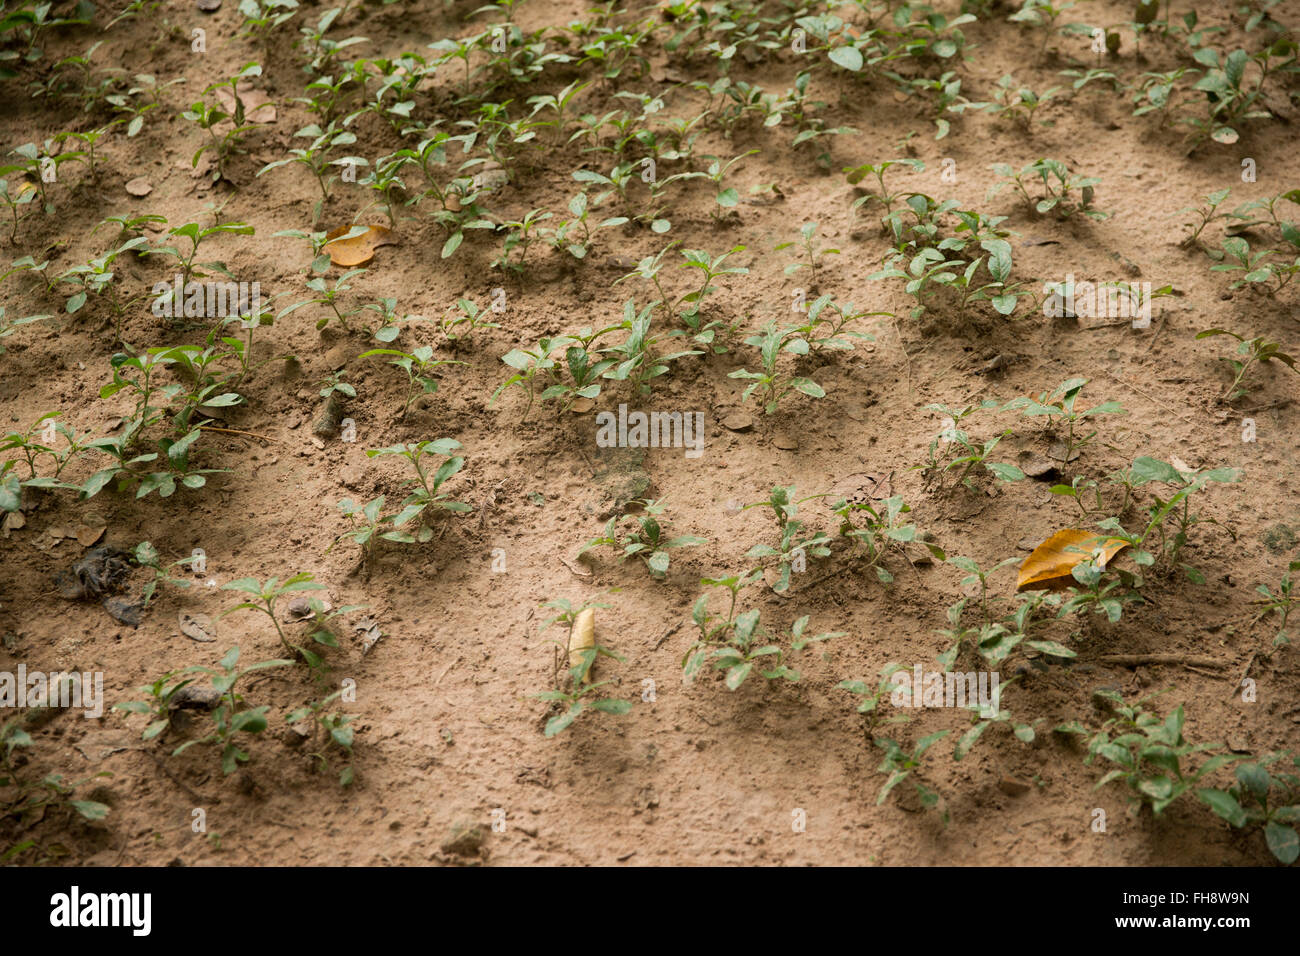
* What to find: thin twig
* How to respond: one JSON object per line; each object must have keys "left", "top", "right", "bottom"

{"left": 1095, "top": 653, "right": 1227, "bottom": 668}
{"left": 199, "top": 424, "right": 280, "bottom": 443}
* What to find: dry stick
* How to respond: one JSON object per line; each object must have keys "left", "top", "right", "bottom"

{"left": 1228, "top": 649, "right": 1259, "bottom": 701}
{"left": 1140, "top": 310, "right": 1169, "bottom": 356}
{"left": 1097, "top": 368, "right": 1195, "bottom": 425}
{"left": 199, "top": 424, "right": 279, "bottom": 443}
{"left": 1094, "top": 653, "right": 1227, "bottom": 668}
{"left": 558, "top": 554, "right": 592, "bottom": 577}
{"left": 144, "top": 749, "right": 208, "bottom": 804}
{"left": 434, "top": 657, "right": 459, "bottom": 687}
{"left": 654, "top": 621, "right": 682, "bottom": 651}
{"left": 1237, "top": 398, "right": 1294, "bottom": 413}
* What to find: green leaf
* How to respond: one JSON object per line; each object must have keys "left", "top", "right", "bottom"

{"left": 1197, "top": 788, "right": 1247, "bottom": 828}
{"left": 69, "top": 800, "right": 110, "bottom": 821}
{"left": 1265, "top": 822, "right": 1299, "bottom": 864}
{"left": 725, "top": 661, "right": 753, "bottom": 690}
{"left": 829, "top": 45, "right": 863, "bottom": 71}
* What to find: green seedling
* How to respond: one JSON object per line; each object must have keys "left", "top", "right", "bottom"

{"left": 147, "top": 221, "right": 254, "bottom": 290}
{"left": 844, "top": 159, "right": 926, "bottom": 221}
{"left": 1003, "top": 377, "right": 1126, "bottom": 468}
{"left": 988, "top": 158, "right": 1105, "bottom": 219}
{"left": 985, "top": 75, "right": 1065, "bottom": 127}
{"left": 278, "top": 268, "right": 368, "bottom": 332}
{"left": 1197, "top": 754, "right": 1300, "bottom": 865}
{"left": 1, "top": 717, "right": 110, "bottom": 825}
{"left": 113, "top": 670, "right": 197, "bottom": 742}
{"left": 602, "top": 298, "right": 701, "bottom": 396}
{"left": 1207, "top": 237, "right": 1300, "bottom": 296}
{"left": 683, "top": 596, "right": 843, "bottom": 690}
{"left": 874, "top": 732, "right": 951, "bottom": 822}
{"left": 786, "top": 295, "right": 886, "bottom": 353}
{"left": 742, "top": 485, "right": 831, "bottom": 593}
{"left": 220, "top": 573, "right": 329, "bottom": 660}
{"left": 1196, "top": 328, "right": 1299, "bottom": 401}
{"left": 1093, "top": 456, "right": 1239, "bottom": 583}
{"left": 495, "top": 208, "right": 552, "bottom": 273}
{"left": 258, "top": 123, "right": 364, "bottom": 224}
{"left": 832, "top": 494, "right": 941, "bottom": 583}
{"left": 1251, "top": 561, "right": 1300, "bottom": 647}
{"left": 729, "top": 321, "right": 825, "bottom": 415}
{"left": 579, "top": 498, "right": 705, "bottom": 577}
{"left": 953, "top": 679, "right": 1040, "bottom": 760}
{"left": 360, "top": 346, "right": 464, "bottom": 418}
{"left": 285, "top": 688, "right": 357, "bottom": 785}
{"left": 439, "top": 297, "right": 500, "bottom": 343}
{"left": 534, "top": 641, "right": 631, "bottom": 737}
{"left": 775, "top": 221, "right": 839, "bottom": 286}
{"left": 134, "top": 540, "right": 195, "bottom": 608}
{"left": 839, "top": 664, "right": 913, "bottom": 735}
{"left": 1080, "top": 692, "right": 1239, "bottom": 816}
{"left": 170, "top": 646, "right": 293, "bottom": 774}
{"left": 365, "top": 438, "right": 471, "bottom": 541}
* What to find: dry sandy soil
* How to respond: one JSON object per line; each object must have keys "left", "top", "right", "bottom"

{"left": 1, "top": 0, "right": 1299, "bottom": 866}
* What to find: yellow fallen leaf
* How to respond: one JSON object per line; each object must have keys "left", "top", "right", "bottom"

{"left": 323, "top": 224, "right": 395, "bottom": 267}
{"left": 1017, "top": 528, "right": 1128, "bottom": 591}
{"left": 568, "top": 607, "right": 595, "bottom": 681}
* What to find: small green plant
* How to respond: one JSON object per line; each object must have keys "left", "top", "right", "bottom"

{"left": 364, "top": 438, "right": 472, "bottom": 541}
{"left": 1196, "top": 328, "right": 1299, "bottom": 401}
{"left": 134, "top": 541, "right": 195, "bottom": 608}
{"left": 602, "top": 298, "right": 701, "bottom": 396}
{"left": 494, "top": 208, "right": 552, "bottom": 273}
{"left": 785, "top": 295, "right": 886, "bottom": 353}
{"left": 918, "top": 403, "right": 1024, "bottom": 494}
{"left": 579, "top": 499, "right": 705, "bottom": 578}
{"left": 113, "top": 670, "right": 198, "bottom": 742}
{"left": 181, "top": 65, "right": 267, "bottom": 182}
{"left": 988, "top": 158, "right": 1106, "bottom": 219}
{"left": 1177, "top": 188, "right": 1250, "bottom": 247}
{"left": 534, "top": 598, "right": 629, "bottom": 737}
{"left": 285, "top": 689, "right": 357, "bottom": 785}
{"left": 329, "top": 495, "right": 392, "bottom": 559}
{"left": 1007, "top": 0, "right": 1077, "bottom": 53}
{"left": 832, "top": 494, "right": 941, "bottom": 584}
{"left": 147, "top": 221, "right": 255, "bottom": 290}
{"left": 844, "top": 158, "right": 925, "bottom": 219}
{"left": 278, "top": 268, "right": 368, "bottom": 332}
{"left": 839, "top": 664, "right": 912, "bottom": 735}
{"left": 985, "top": 75, "right": 1066, "bottom": 126}
{"left": 1076, "top": 692, "right": 1239, "bottom": 816}
{"left": 953, "top": 680, "right": 1040, "bottom": 760}
{"left": 170, "top": 647, "right": 293, "bottom": 774}
{"left": 359, "top": 346, "right": 464, "bottom": 418}
{"left": 549, "top": 189, "right": 627, "bottom": 259}
{"left": 1, "top": 717, "right": 110, "bottom": 825}
{"left": 775, "top": 222, "right": 839, "bottom": 286}
{"left": 683, "top": 589, "right": 843, "bottom": 690}
{"left": 1252, "top": 561, "right": 1300, "bottom": 647}
{"left": 1003, "top": 377, "right": 1126, "bottom": 468}
{"left": 729, "top": 321, "right": 825, "bottom": 415}
{"left": 1092, "top": 456, "right": 1239, "bottom": 583}
{"left": 742, "top": 485, "right": 831, "bottom": 593}
{"left": 439, "top": 297, "right": 500, "bottom": 342}
{"left": 874, "top": 731, "right": 950, "bottom": 821}
{"left": 1197, "top": 754, "right": 1300, "bottom": 865}
{"left": 257, "top": 122, "right": 363, "bottom": 224}
{"left": 219, "top": 572, "right": 358, "bottom": 671}
{"left": 1207, "top": 237, "right": 1300, "bottom": 296}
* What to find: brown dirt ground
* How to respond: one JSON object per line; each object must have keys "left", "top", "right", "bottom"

{"left": 1, "top": 0, "right": 1299, "bottom": 866}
